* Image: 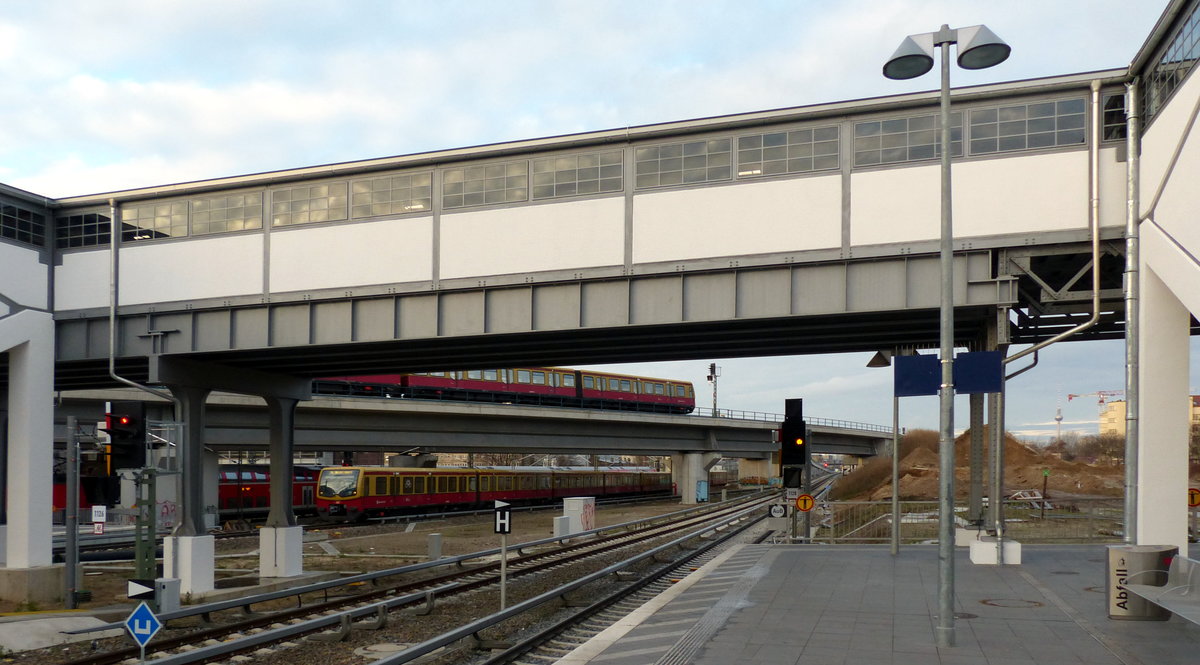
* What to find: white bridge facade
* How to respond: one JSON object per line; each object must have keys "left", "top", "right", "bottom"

{"left": 1, "top": 0, "right": 1199, "bottom": 601}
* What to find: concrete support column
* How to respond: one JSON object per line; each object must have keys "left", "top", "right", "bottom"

{"left": 265, "top": 397, "right": 298, "bottom": 528}
{"left": 261, "top": 396, "right": 302, "bottom": 578}
{"left": 165, "top": 384, "right": 215, "bottom": 595}
{"left": 0, "top": 311, "right": 54, "bottom": 574}
{"left": 1136, "top": 266, "right": 1190, "bottom": 550}
{"left": 164, "top": 534, "right": 214, "bottom": 596}
{"left": 168, "top": 385, "right": 211, "bottom": 537}
{"left": 968, "top": 393, "right": 984, "bottom": 525}
{"left": 671, "top": 452, "right": 720, "bottom": 505}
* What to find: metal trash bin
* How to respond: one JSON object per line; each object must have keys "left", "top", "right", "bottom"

{"left": 1107, "top": 544, "right": 1178, "bottom": 620}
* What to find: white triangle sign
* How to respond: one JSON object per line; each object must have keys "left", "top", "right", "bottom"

{"left": 494, "top": 500, "right": 510, "bottom": 509}
{"left": 127, "top": 579, "right": 155, "bottom": 600}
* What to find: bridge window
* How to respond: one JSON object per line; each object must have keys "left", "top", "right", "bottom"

{"left": 271, "top": 182, "right": 348, "bottom": 226}
{"left": 635, "top": 138, "right": 732, "bottom": 189}
{"left": 969, "top": 98, "right": 1085, "bottom": 154}
{"left": 1102, "top": 93, "right": 1128, "bottom": 141}
{"left": 191, "top": 193, "right": 263, "bottom": 235}
{"left": 442, "top": 161, "right": 528, "bottom": 209}
{"left": 531, "top": 150, "right": 623, "bottom": 199}
{"left": 1, "top": 203, "right": 46, "bottom": 248}
{"left": 351, "top": 172, "right": 433, "bottom": 218}
{"left": 737, "top": 126, "right": 839, "bottom": 177}
{"left": 56, "top": 212, "right": 111, "bottom": 248}
{"left": 1145, "top": 1, "right": 1200, "bottom": 123}
{"left": 121, "top": 202, "right": 188, "bottom": 241}
{"left": 853, "top": 112, "right": 962, "bottom": 166}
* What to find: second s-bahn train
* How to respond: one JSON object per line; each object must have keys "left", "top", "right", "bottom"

{"left": 317, "top": 466, "right": 675, "bottom": 521}
{"left": 312, "top": 367, "right": 696, "bottom": 414}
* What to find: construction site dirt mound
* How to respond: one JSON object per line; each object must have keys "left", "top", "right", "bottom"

{"left": 833, "top": 428, "right": 1125, "bottom": 502}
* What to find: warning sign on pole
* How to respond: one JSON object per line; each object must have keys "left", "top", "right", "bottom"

{"left": 795, "top": 494, "right": 815, "bottom": 512}
{"left": 1188, "top": 488, "right": 1200, "bottom": 508}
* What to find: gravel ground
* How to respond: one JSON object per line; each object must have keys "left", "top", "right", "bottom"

{"left": 5, "top": 498, "right": 733, "bottom": 664}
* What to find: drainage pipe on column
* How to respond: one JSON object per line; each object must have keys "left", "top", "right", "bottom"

{"left": 995, "top": 80, "right": 1104, "bottom": 561}
{"left": 1123, "top": 80, "right": 1140, "bottom": 544}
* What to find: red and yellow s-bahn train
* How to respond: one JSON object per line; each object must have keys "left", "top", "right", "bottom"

{"left": 312, "top": 367, "right": 696, "bottom": 414}
{"left": 316, "top": 466, "right": 674, "bottom": 521}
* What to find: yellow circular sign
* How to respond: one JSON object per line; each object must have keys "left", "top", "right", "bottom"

{"left": 796, "top": 494, "right": 815, "bottom": 512}
{"left": 1189, "top": 488, "right": 1200, "bottom": 508}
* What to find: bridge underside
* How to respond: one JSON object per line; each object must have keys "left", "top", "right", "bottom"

{"left": 29, "top": 240, "right": 1150, "bottom": 391}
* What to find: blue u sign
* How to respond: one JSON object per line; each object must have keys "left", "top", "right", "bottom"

{"left": 124, "top": 601, "right": 162, "bottom": 647}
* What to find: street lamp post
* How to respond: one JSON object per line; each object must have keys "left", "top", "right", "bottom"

{"left": 884, "top": 24, "right": 1009, "bottom": 649}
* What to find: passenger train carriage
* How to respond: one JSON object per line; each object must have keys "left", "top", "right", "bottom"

{"left": 317, "top": 466, "right": 674, "bottom": 521}
{"left": 313, "top": 367, "right": 695, "bottom": 414}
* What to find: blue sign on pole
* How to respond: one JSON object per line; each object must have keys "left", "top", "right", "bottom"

{"left": 953, "top": 351, "right": 1004, "bottom": 394}
{"left": 124, "top": 601, "right": 162, "bottom": 649}
{"left": 894, "top": 354, "right": 940, "bottom": 397}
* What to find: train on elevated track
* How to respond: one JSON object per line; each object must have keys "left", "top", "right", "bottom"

{"left": 312, "top": 367, "right": 696, "bottom": 414}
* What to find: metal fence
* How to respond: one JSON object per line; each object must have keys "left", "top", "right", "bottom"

{"left": 810, "top": 497, "right": 1124, "bottom": 544}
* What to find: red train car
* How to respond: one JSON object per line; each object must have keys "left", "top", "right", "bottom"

{"left": 312, "top": 367, "right": 696, "bottom": 414}
{"left": 316, "top": 466, "right": 673, "bottom": 521}
{"left": 216, "top": 464, "right": 321, "bottom": 519}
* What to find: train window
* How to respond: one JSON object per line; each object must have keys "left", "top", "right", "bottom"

{"left": 633, "top": 381, "right": 642, "bottom": 394}
{"left": 468, "top": 476, "right": 477, "bottom": 491}
{"left": 413, "top": 477, "right": 426, "bottom": 493}
{"left": 620, "top": 380, "right": 631, "bottom": 392}
{"left": 538, "top": 476, "right": 550, "bottom": 490}
{"left": 403, "top": 477, "right": 415, "bottom": 494}
{"left": 390, "top": 477, "right": 401, "bottom": 495}
{"left": 532, "top": 371, "right": 546, "bottom": 385}
{"left": 436, "top": 477, "right": 449, "bottom": 493}
{"left": 467, "top": 370, "right": 482, "bottom": 380}
{"left": 675, "top": 385, "right": 686, "bottom": 397}
{"left": 521, "top": 476, "right": 534, "bottom": 490}
{"left": 655, "top": 383, "right": 665, "bottom": 395}
{"left": 563, "top": 373, "right": 576, "bottom": 387}
{"left": 517, "top": 370, "right": 531, "bottom": 383}
{"left": 549, "top": 372, "right": 559, "bottom": 387}
{"left": 429, "top": 371, "right": 445, "bottom": 377}
{"left": 481, "top": 476, "right": 490, "bottom": 491}
{"left": 374, "top": 477, "right": 388, "bottom": 495}
{"left": 583, "top": 376, "right": 594, "bottom": 389}
{"left": 484, "top": 369, "right": 499, "bottom": 381}
{"left": 499, "top": 476, "right": 513, "bottom": 491}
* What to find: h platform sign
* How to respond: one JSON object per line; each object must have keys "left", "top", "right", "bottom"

{"left": 494, "top": 500, "right": 512, "bottom": 535}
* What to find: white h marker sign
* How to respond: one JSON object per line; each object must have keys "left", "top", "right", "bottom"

{"left": 495, "top": 500, "right": 512, "bottom": 610}
{"left": 494, "top": 500, "right": 512, "bottom": 534}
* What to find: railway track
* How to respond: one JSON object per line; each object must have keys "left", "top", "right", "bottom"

{"left": 58, "top": 492, "right": 776, "bottom": 665}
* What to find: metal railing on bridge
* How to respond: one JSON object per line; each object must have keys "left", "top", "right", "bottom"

{"left": 694, "top": 407, "right": 894, "bottom": 434}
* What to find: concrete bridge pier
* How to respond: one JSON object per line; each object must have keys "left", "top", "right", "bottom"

{"left": 672, "top": 452, "right": 721, "bottom": 504}
{"left": 154, "top": 357, "right": 311, "bottom": 594}
{"left": 0, "top": 310, "right": 57, "bottom": 604}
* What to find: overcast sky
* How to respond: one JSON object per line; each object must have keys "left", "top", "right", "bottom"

{"left": 3, "top": 1, "right": 1196, "bottom": 439}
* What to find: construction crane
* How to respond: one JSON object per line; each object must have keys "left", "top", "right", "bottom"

{"left": 1067, "top": 390, "right": 1125, "bottom": 405}
{"left": 1068, "top": 391, "right": 1125, "bottom": 430}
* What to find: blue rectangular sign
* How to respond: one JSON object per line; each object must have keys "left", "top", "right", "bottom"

{"left": 894, "top": 354, "right": 939, "bottom": 397}
{"left": 953, "top": 351, "right": 1004, "bottom": 394}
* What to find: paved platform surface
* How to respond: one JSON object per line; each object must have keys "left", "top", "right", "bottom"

{"left": 564, "top": 544, "right": 1200, "bottom": 665}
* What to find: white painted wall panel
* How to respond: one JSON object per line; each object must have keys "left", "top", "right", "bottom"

{"left": 954, "top": 151, "right": 1089, "bottom": 237}
{"left": 54, "top": 250, "right": 109, "bottom": 311}
{"left": 633, "top": 176, "right": 841, "bottom": 264}
{"left": 850, "top": 165, "right": 939, "bottom": 246}
{"left": 122, "top": 235, "right": 263, "bottom": 305}
{"left": 1146, "top": 114, "right": 1200, "bottom": 262}
{"left": 441, "top": 198, "right": 623, "bottom": 279}
{"left": 0, "top": 243, "right": 47, "bottom": 309}
{"left": 1141, "top": 67, "right": 1200, "bottom": 213}
{"left": 1097, "top": 147, "right": 1127, "bottom": 229}
{"left": 270, "top": 217, "right": 432, "bottom": 293}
